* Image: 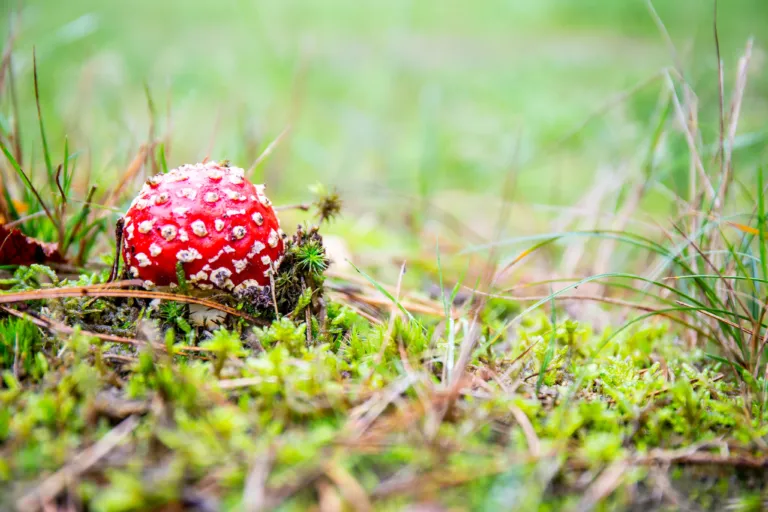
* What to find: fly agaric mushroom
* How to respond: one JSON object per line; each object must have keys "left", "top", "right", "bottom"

{"left": 121, "top": 162, "right": 285, "bottom": 297}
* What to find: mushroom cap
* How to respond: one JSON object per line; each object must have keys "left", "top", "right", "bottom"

{"left": 122, "top": 162, "right": 285, "bottom": 295}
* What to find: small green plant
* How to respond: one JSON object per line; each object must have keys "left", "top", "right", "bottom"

{"left": 254, "top": 317, "right": 307, "bottom": 355}
{"left": 0, "top": 55, "right": 104, "bottom": 265}
{"left": 0, "top": 317, "right": 43, "bottom": 378}
{"left": 200, "top": 328, "right": 247, "bottom": 377}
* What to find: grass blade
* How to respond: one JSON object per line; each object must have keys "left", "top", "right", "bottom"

{"left": 349, "top": 260, "right": 416, "bottom": 324}
{"left": 537, "top": 289, "right": 557, "bottom": 393}
{"left": 32, "top": 49, "right": 54, "bottom": 183}
{"left": 0, "top": 139, "right": 56, "bottom": 230}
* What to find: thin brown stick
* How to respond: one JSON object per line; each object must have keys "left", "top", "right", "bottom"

{"left": 0, "top": 306, "right": 206, "bottom": 354}
{"left": 327, "top": 289, "right": 448, "bottom": 318}
{"left": 108, "top": 218, "right": 125, "bottom": 282}
{"left": 324, "top": 461, "right": 372, "bottom": 512}
{"left": 574, "top": 460, "right": 630, "bottom": 512}
{"left": 664, "top": 71, "right": 715, "bottom": 202}
{"left": 713, "top": 0, "right": 726, "bottom": 206}
{"left": 274, "top": 203, "right": 310, "bottom": 212}
{"left": 0, "top": 286, "right": 263, "bottom": 324}
{"left": 16, "top": 415, "right": 140, "bottom": 511}
{"left": 676, "top": 301, "right": 754, "bottom": 337}
{"left": 243, "top": 449, "right": 275, "bottom": 512}
{"left": 63, "top": 185, "right": 97, "bottom": 254}
{"left": 327, "top": 269, "right": 449, "bottom": 309}
{"left": 722, "top": 39, "right": 752, "bottom": 202}
{"left": 102, "top": 145, "right": 147, "bottom": 210}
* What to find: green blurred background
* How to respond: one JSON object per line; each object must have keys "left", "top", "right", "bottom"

{"left": 1, "top": 0, "right": 766, "bottom": 258}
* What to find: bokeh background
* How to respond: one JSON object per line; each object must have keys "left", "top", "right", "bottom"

{"left": 1, "top": 0, "right": 767, "bottom": 276}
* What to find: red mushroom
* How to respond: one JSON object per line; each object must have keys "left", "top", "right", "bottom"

{"left": 121, "top": 162, "right": 285, "bottom": 297}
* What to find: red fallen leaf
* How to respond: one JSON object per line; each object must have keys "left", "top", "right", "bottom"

{"left": 0, "top": 224, "right": 65, "bottom": 266}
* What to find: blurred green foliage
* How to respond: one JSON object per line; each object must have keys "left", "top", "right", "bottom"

{"left": 1, "top": 0, "right": 766, "bottom": 203}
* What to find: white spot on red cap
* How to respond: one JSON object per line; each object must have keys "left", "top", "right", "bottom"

{"left": 177, "top": 248, "right": 202, "bottom": 262}
{"left": 261, "top": 255, "right": 271, "bottom": 265}
{"left": 248, "top": 241, "right": 265, "bottom": 258}
{"left": 232, "top": 226, "right": 246, "bottom": 240}
{"left": 224, "top": 189, "right": 241, "bottom": 200}
{"left": 143, "top": 280, "right": 155, "bottom": 288}
{"left": 156, "top": 192, "right": 170, "bottom": 204}
{"left": 215, "top": 219, "right": 225, "bottom": 231}
{"left": 138, "top": 220, "right": 154, "bottom": 233}
{"left": 268, "top": 229, "right": 279, "bottom": 248}
{"left": 179, "top": 229, "right": 189, "bottom": 242}
{"left": 204, "top": 192, "right": 219, "bottom": 203}
{"left": 210, "top": 267, "right": 233, "bottom": 288}
{"left": 161, "top": 225, "right": 177, "bottom": 241}
{"left": 129, "top": 266, "right": 139, "bottom": 277}
{"left": 209, "top": 249, "right": 224, "bottom": 263}
{"left": 177, "top": 188, "right": 197, "bottom": 200}
{"left": 190, "top": 270, "right": 209, "bottom": 282}
{"left": 191, "top": 220, "right": 208, "bottom": 237}
{"left": 225, "top": 209, "right": 246, "bottom": 217}
{"left": 165, "top": 170, "right": 189, "bottom": 182}
{"left": 252, "top": 212, "right": 263, "bottom": 225}
{"left": 233, "top": 259, "right": 248, "bottom": 273}
{"left": 149, "top": 243, "right": 162, "bottom": 257}
{"left": 173, "top": 207, "right": 189, "bottom": 217}
{"left": 125, "top": 223, "right": 135, "bottom": 240}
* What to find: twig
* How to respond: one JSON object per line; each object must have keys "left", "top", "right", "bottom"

{"left": 102, "top": 146, "right": 147, "bottom": 210}
{"left": 243, "top": 449, "right": 275, "bottom": 512}
{"left": 16, "top": 415, "right": 140, "bottom": 511}
{"left": 217, "top": 377, "right": 264, "bottom": 390}
{"left": 324, "top": 461, "right": 372, "bottom": 512}
{"left": 327, "top": 288, "right": 448, "bottom": 318}
{"left": 574, "top": 460, "right": 630, "bottom": 512}
{"left": 274, "top": 203, "right": 310, "bottom": 212}
{"left": 0, "top": 306, "right": 206, "bottom": 354}
{"left": 509, "top": 402, "right": 540, "bottom": 457}
{"left": 0, "top": 285, "right": 263, "bottom": 324}
{"left": 108, "top": 217, "right": 125, "bottom": 283}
